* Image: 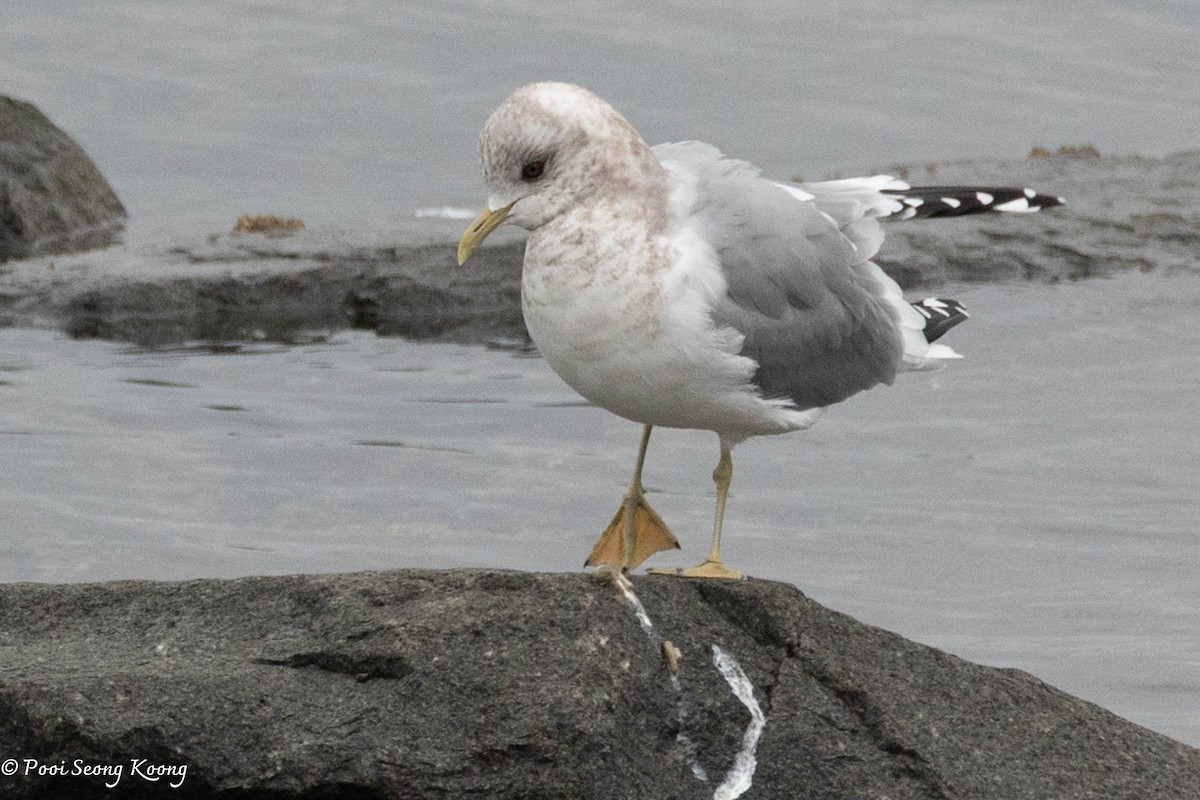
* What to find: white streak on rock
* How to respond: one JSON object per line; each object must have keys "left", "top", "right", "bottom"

{"left": 612, "top": 572, "right": 656, "bottom": 638}
{"left": 607, "top": 571, "right": 708, "bottom": 783}
{"left": 711, "top": 645, "right": 766, "bottom": 800}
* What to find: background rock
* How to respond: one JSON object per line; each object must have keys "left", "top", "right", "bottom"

{"left": 0, "top": 96, "right": 126, "bottom": 262}
{"left": 1, "top": 569, "right": 1197, "bottom": 799}
{"left": 0, "top": 151, "right": 1197, "bottom": 347}
{"left": 870, "top": 152, "right": 1200, "bottom": 286}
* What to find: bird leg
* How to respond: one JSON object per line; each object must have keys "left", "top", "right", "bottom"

{"left": 585, "top": 425, "right": 680, "bottom": 572}
{"left": 649, "top": 443, "right": 744, "bottom": 580}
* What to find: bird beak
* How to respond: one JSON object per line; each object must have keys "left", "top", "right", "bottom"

{"left": 457, "top": 201, "right": 515, "bottom": 265}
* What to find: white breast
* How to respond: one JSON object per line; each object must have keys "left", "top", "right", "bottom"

{"left": 520, "top": 201, "right": 816, "bottom": 437}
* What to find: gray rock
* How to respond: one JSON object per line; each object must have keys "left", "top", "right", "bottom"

{"left": 0, "top": 96, "right": 126, "bottom": 262}
{"left": 869, "top": 151, "right": 1200, "bottom": 287}
{"left": 1, "top": 569, "right": 1196, "bottom": 799}
{"left": 0, "top": 220, "right": 527, "bottom": 347}
{"left": 1, "top": 151, "right": 1198, "bottom": 346}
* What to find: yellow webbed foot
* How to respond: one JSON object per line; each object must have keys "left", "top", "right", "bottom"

{"left": 648, "top": 559, "right": 745, "bottom": 580}
{"left": 585, "top": 493, "right": 679, "bottom": 572}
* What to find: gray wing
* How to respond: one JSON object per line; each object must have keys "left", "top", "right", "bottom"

{"left": 653, "top": 142, "right": 904, "bottom": 411}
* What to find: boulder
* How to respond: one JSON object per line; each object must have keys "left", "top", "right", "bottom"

{"left": 0, "top": 96, "right": 126, "bottom": 262}
{"left": 1, "top": 569, "right": 1196, "bottom": 799}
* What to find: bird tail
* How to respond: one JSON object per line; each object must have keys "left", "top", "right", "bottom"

{"left": 911, "top": 297, "right": 969, "bottom": 343}
{"left": 797, "top": 175, "right": 1055, "bottom": 369}
{"left": 889, "top": 295, "right": 967, "bottom": 367}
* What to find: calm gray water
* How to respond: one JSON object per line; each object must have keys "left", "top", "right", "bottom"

{"left": 3, "top": 1, "right": 1199, "bottom": 237}
{"left": 2, "top": 273, "right": 1198, "bottom": 745}
{"left": 2, "top": 0, "right": 1198, "bottom": 747}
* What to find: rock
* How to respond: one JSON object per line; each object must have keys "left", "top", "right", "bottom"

{"left": 869, "top": 151, "right": 1200, "bottom": 286}
{"left": 1, "top": 569, "right": 1196, "bottom": 799}
{"left": 0, "top": 220, "right": 526, "bottom": 347}
{"left": 0, "top": 151, "right": 1198, "bottom": 345}
{"left": 0, "top": 96, "right": 126, "bottom": 262}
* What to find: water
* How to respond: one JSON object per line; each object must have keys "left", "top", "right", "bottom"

{"left": 1, "top": 0, "right": 1197, "bottom": 749}
{"left": 2, "top": 271, "right": 1197, "bottom": 745}
{"left": 2, "top": 1, "right": 1198, "bottom": 239}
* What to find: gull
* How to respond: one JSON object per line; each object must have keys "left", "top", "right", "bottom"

{"left": 457, "top": 82, "right": 1062, "bottom": 579}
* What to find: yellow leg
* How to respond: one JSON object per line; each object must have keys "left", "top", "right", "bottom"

{"left": 649, "top": 441, "right": 744, "bottom": 580}
{"left": 584, "top": 425, "right": 679, "bottom": 572}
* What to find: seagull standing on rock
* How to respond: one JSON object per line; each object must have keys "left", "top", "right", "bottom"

{"left": 457, "top": 82, "right": 1062, "bottom": 580}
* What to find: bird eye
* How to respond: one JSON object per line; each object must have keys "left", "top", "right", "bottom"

{"left": 521, "top": 159, "right": 546, "bottom": 181}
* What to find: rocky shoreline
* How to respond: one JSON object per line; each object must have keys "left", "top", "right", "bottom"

{"left": 2, "top": 569, "right": 1197, "bottom": 799}
{"left": 3, "top": 150, "right": 1198, "bottom": 348}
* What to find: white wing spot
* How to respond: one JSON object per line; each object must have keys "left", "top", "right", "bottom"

{"left": 940, "top": 197, "right": 961, "bottom": 208}
{"left": 993, "top": 197, "right": 1034, "bottom": 212}
{"left": 976, "top": 191, "right": 994, "bottom": 205}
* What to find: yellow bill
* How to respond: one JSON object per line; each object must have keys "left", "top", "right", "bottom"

{"left": 457, "top": 202, "right": 515, "bottom": 265}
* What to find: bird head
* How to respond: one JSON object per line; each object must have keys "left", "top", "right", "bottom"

{"left": 457, "top": 82, "right": 655, "bottom": 264}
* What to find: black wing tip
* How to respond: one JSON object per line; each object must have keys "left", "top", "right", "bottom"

{"left": 881, "top": 186, "right": 1065, "bottom": 220}
{"left": 912, "top": 297, "right": 969, "bottom": 343}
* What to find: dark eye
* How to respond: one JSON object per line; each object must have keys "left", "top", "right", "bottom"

{"left": 521, "top": 159, "right": 546, "bottom": 181}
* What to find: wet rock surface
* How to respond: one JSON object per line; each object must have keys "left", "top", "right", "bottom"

{"left": 1, "top": 151, "right": 1197, "bottom": 346}
{"left": 1, "top": 569, "right": 1197, "bottom": 799}
{"left": 0, "top": 96, "right": 126, "bottom": 262}
{"left": 0, "top": 220, "right": 526, "bottom": 347}
{"left": 870, "top": 151, "right": 1200, "bottom": 286}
